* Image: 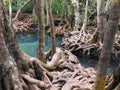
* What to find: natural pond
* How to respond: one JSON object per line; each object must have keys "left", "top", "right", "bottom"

{"left": 16, "top": 33, "right": 62, "bottom": 57}
{"left": 16, "top": 33, "right": 118, "bottom": 74}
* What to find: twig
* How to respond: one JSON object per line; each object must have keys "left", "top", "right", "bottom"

{"left": 12, "top": 0, "right": 31, "bottom": 22}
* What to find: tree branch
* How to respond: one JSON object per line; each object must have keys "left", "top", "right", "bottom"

{"left": 12, "top": 0, "right": 31, "bottom": 22}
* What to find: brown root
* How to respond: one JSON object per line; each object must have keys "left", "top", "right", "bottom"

{"left": 21, "top": 74, "right": 50, "bottom": 88}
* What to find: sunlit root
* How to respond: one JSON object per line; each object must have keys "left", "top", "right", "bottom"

{"left": 21, "top": 74, "right": 49, "bottom": 88}
{"left": 114, "top": 83, "right": 120, "bottom": 90}
{"left": 17, "top": 47, "right": 98, "bottom": 90}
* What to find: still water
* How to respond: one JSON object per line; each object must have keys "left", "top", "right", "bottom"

{"left": 16, "top": 33, "right": 62, "bottom": 57}
{"left": 16, "top": 33, "right": 117, "bottom": 74}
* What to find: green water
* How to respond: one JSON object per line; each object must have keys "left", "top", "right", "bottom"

{"left": 16, "top": 33, "right": 62, "bottom": 57}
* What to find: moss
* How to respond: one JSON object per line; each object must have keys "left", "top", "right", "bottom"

{"left": 94, "top": 75, "right": 106, "bottom": 90}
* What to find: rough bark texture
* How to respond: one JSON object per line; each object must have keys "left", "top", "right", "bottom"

{"left": 36, "top": 0, "right": 46, "bottom": 62}
{"left": 67, "top": 0, "right": 72, "bottom": 17}
{"left": 32, "top": 0, "right": 36, "bottom": 17}
{"left": 94, "top": 0, "right": 120, "bottom": 90}
{"left": 80, "top": 0, "right": 88, "bottom": 32}
{"left": 96, "top": 0, "right": 106, "bottom": 43}
{"left": 47, "top": 0, "right": 56, "bottom": 56}
{"left": 74, "top": 0, "right": 80, "bottom": 31}
{"left": 45, "top": 0, "right": 49, "bottom": 25}
{"left": 0, "top": 1, "right": 23, "bottom": 89}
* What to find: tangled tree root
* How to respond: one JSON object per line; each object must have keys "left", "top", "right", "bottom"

{"left": 16, "top": 47, "right": 100, "bottom": 90}
{"left": 61, "top": 29, "right": 100, "bottom": 58}
{"left": 61, "top": 29, "right": 120, "bottom": 59}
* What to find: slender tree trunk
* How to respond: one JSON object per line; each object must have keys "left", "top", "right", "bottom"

{"left": 66, "top": 0, "right": 73, "bottom": 29}
{"left": 74, "top": 0, "right": 80, "bottom": 31}
{"left": 0, "top": 1, "right": 23, "bottom": 89}
{"left": 9, "top": 0, "right": 12, "bottom": 26}
{"left": 45, "top": 0, "right": 49, "bottom": 25}
{"left": 67, "top": 0, "right": 72, "bottom": 17}
{"left": 94, "top": 0, "right": 120, "bottom": 90}
{"left": 47, "top": 0, "right": 56, "bottom": 56}
{"left": 8, "top": 0, "right": 15, "bottom": 37}
{"left": 96, "top": 0, "right": 106, "bottom": 43}
{"left": 80, "top": 0, "right": 88, "bottom": 32}
{"left": 32, "top": 0, "right": 36, "bottom": 17}
{"left": 36, "top": 0, "right": 46, "bottom": 62}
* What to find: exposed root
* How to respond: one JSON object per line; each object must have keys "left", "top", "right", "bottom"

{"left": 21, "top": 74, "right": 50, "bottom": 88}
{"left": 61, "top": 27, "right": 120, "bottom": 58}
{"left": 114, "top": 83, "right": 120, "bottom": 90}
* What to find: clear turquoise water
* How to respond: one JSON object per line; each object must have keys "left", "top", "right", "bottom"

{"left": 16, "top": 33, "right": 117, "bottom": 74}
{"left": 16, "top": 33, "right": 62, "bottom": 57}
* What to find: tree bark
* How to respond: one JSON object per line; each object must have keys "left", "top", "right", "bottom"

{"left": 96, "top": 0, "right": 106, "bottom": 43}
{"left": 67, "top": 0, "right": 72, "bottom": 17}
{"left": 0, "top": 1, "right": 23, "bottom": 89}
{"left": 32, "top": 0, "right": 36, "bottom": 17}
{"left": 74, "top": 0, "right": 80, "bottom": 31}
{"left": 45, "top": 0, "right": 49, "bottom": 25}
{"left": 94, "top": 0, "right": 120, "bottom": 90}
{"left": 47, "top": 0, "right": 56, "bottom": 56}
{"left": 36, "top": 0, "right": 46, "bottom": 62}
{"left": 80, "top": 0, "right": 88, "bottom": 32}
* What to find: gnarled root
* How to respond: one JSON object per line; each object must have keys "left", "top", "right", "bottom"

{"left": 21, "top": 74, "right": 50, "bottom": 88}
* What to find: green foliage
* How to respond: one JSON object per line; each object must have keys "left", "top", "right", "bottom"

{"left": 22, "top": 1, "right": 33, "bottom": 13}
{"left": 33, "top": 15, "right": 47, "bottom": 24}
{"left": 4, "top": 0, "right": 19, "bottom": 12}
{"left": 4, "top": 0, "right": 9, "bottom": 12}
{"left": 87, "top": 19, "right": 95, "bottom": 26}
{"left": 3, "top": 0, "right": 104, "bottom": 25}
{"left": 4, "top": 0, "right": 9, "bottom": 6}
{"left": 3, "top": 0, "right": 33, "bottom": 13}
{"left": 33, "top": 15, "right": 39, "bottom": 23}
{"left": 51, "top": 2, "right": 62, "bottom": 15}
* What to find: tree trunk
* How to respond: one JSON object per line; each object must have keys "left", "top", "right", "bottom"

{"left": 0, "top": 2, "right": 23, "bottom": 89}
{"left": 36, "top": 0, "right": 46, "bottom": 62}
{"left": 66, "top": 0, "right": 73, "bottom": 29}
{"left": 94, "top": 0, "right": 120, "bottom": 90}
{"left": 45, "top": 0, "right": 49, "bottom": 25}
{"left": 96, "top": 0, "right": 106, "bottom": 43}
{"left": 8, "top": 0, "right": 12, "bottom": 26}
{"left": 32, "top": 0, "right": 36, "bottom": 17}
{"left": 67, "top": 0, "right": 72, "bottom": 17}
{"left": 74, "top": 0, "right": 80, "bottom": 31}
{"left": 80, "top": 0, "right": 88, "bottom": 32}
{"left": 47, "top": 0, "right": 56, "bottom": 56}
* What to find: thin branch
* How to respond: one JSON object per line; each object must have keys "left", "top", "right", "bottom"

{"left": 9, "top": 0, "right": 12, "bottom": 26}
{"left": 12, "top": 0, "right": 31, "bottom": 22}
